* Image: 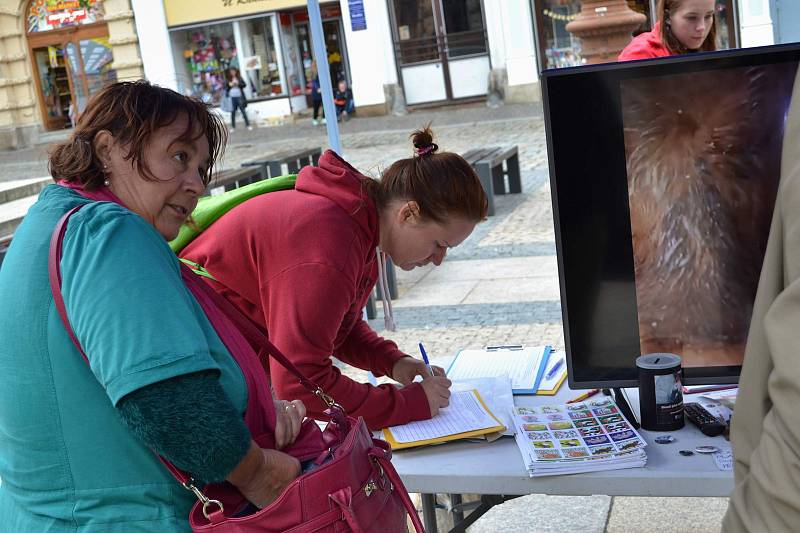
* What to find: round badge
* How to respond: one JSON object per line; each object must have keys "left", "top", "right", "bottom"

{"left": 655, "top": 435, "right": 675, "bottom": 444}
{"left": 679, "top": 450, "right": 694, "bottom": 456}
{"left": 694, "top": 445, "right": 719, "bottom": 454}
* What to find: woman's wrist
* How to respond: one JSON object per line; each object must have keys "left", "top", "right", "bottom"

{"left": 226, "top": 440, "right": 263, "bottom": 488}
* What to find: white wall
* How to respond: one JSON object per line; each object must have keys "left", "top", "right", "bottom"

{"left": 738, "top": 0, "right": 775, "bottom": 47}
{"left": 491, "top": 0, "right": 538, "bottom": 87}
{"left": 483, "top": 0, "right": 506, "bottom": 70}
{"left": 339, "top": 0, "right": 396, "bottom": 107}
{"left": 131, "top": 0, "right": 178, "bottom": 89}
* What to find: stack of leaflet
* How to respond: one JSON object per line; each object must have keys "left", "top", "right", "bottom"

{"left": 512, "top": 396, "right": 647, "bottom": 477}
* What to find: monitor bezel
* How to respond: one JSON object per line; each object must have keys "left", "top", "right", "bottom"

{"left": 542, "top": 42, "right": 800, "bottom": 389}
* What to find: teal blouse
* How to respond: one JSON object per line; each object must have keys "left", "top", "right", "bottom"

{"left": 0, "top": 185, "right": 246, "bottom": 532}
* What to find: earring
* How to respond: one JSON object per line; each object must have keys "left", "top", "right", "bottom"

{"left": 103, "top": 178, "right": 110, "bottom": 187}
{"left": 103, "top": 164, "right": 110, "bottom": 187}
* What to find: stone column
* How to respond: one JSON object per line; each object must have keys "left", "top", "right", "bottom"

{"left": 104, "top": 0, "right": 143, "bottom": 81}
{"left": 565, "top": 0, "right": 646, "bottom": 64}
{"left": 0, "top": 3, "right": 38, "bottom": 149}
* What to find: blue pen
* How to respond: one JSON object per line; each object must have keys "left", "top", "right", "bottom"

{"left": 545, "top": 358, "right": 565, "bottom": 380}
{"left": 418, "top": 342, "right": 434, "bottom": 377}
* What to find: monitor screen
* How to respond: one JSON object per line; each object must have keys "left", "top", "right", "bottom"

{"left": 543, "top": 43, "right": 800, "bottom": 388}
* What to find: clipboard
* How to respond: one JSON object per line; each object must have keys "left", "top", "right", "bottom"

{"left": 536, "top": 351, "right": 567, "bottom": 395}
{"left": 446, "top": 345, "right": 552, "bottom": 395}
{"left": 382, "top": 389, "right": 506, "bottom": 450}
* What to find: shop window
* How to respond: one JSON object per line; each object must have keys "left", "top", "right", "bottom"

{"left": 243, "top": 17, "right": 285, "bottom": 98}
{"left": 280, "top": 19, "right": 304, "bottom": 96}
{"left": 538, "top": 0, "right": 583, "bottom": 69}
{"left": 392, "top": 0, "right": 439, "bottom": 64}
{"left": 442, "top": 0, "right": 486, "bottom": 57}
{"left": 715, "top": 0, "right": 734, "bottom": 49}
{"left": 173, "top": 23, "right": 237, "bottom": 105}
{"left": 27, "top": 0, "right": 105, "bottom": 33}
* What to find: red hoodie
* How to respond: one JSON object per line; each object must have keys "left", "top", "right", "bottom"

{"left": 181, "top": 151, "right": 430, "bottom": 429}
{"left": 618, "top": 25, "right": 671, "bottom": 62}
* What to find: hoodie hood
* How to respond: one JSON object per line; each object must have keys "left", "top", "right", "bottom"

{"left": 296, "top": 150, "right": 378, "bottom": 247}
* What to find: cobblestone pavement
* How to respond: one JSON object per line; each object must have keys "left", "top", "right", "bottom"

{"left": 2, "top": 102, "right": 728, "bottom": 531}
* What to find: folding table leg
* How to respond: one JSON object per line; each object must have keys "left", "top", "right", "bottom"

{"left": 507, "top": 152, "right": 522, "bottom": 194}
{"left": 421, "top": 494, "right": 439, "bottom": 533}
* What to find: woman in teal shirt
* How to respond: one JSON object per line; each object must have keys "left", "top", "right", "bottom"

{"left": 0, "top": 81, "right": 305, "bottom": 531}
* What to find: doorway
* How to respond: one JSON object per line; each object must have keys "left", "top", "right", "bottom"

{"left": 28, "top": 26, "right": 116, "bottom": 130}
{"left": 389, "top": 0, "right": 490, "bottom": 106}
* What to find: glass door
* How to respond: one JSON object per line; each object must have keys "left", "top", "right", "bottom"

{"left": 78, "top": 37, "right": 116, "bottom": 102}
{"left": 391, "top": 0, "right": 447, "bottom": 105}
{"left": 32, "top": 45, "right": 72, "bottom": 129}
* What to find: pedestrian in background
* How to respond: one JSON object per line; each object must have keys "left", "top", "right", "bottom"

{"left": 0, "top": 81, "right": 305, "bottom": 530}
{"left": 619, "top": 0, "right": 716, "bottom": 61}
{"left": 179, "top": 126, "right": 489, "bottom": 430}
{"left": 308, "top": 60, "right": 325, "bottom": 126}
{"left": 334, "top": 79, "right": 354, "bottom": 121}
{"left": 227, "top": 67, "right": 252, "bottom": 132}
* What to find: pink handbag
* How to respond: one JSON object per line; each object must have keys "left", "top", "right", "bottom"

{"left": 49, "top": 204, "right": 425, "bottom": 533}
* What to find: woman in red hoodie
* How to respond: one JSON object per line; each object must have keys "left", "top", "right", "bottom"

{"left": 181, "top": 126, "right": 488, "bottom": 429}
{"left": 618, "top": 0, "right": 716, "bottom": 61}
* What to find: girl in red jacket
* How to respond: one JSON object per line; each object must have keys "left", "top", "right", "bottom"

{"left": 181, "top": 126, "right": 488, "bottom": 430}
{"left": 619, "top": 0, "right": 717, "bottom": 61}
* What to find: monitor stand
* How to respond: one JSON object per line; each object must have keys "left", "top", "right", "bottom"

{"left": 612, "top": 387, "right": 640, "bottom": 429}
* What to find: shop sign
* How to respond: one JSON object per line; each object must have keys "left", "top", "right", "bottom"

{"left": 164, "top": 0, "right": 307, "bottom": 28}
{"left": 46, "top": 9, "right": 87, "bottom": 26}
{"left": 348, "top": 0, "right": 366, "bottom": 31}
{"left": 28, "top": 0, "right": 104, "bottom": 33}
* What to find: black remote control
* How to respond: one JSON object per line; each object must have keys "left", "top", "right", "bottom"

{"left": 684, "top": 402, "right": 727, "bottom": 437}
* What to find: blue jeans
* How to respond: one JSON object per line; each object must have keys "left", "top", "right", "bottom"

{"left": 336, "top": 99, "right": 354, "bottom": 117}
{"left": 230, "top": 97, "right": 249, "bottom": 128}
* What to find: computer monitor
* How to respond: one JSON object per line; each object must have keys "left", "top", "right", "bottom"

{"left": 543, "top": 43, "right": 800, "bottom": 389}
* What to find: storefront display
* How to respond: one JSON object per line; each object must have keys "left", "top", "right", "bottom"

{"left": 533, "top": 0, "right": 738, "bottom": 70}
{"left": 27, "top": 0, "right": 116, "bottom": 130}
{"left": 242, "top": 16, "right": 285, "bottom": 97}
{"left": 173, "top": 23, "right": 237, "bottom": 105}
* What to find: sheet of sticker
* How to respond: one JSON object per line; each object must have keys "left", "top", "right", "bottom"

{"left": 513, "top": 397, "right": 647, "bottom": 462}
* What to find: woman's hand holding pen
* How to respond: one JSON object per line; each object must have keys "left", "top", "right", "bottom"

{"left": 420, "top": 375, "right": 452, "bottom": 416}
{"left": 391, "top": 356, "right": 451, "bottom": 417}
{"left": 391, "top": 356, "right": 445, "bottom": 384}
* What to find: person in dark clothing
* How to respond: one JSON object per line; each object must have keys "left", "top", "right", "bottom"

{"left": 308, "top": 60, "right": 325, "bottom": 126}
{"left": 334, "top": 80, "right": 354, "bottom": 121}
{"left": 226, "top": 67, "right": 252, "bottom": 131}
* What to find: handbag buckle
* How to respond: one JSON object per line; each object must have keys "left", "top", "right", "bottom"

{"left": 183, "top": 479, "right": 225, "bottom": 519}
{"left": 314, "top": 387, "right": 344, "bottom": 411}
{"left": 364, "top": 480, "right": 377, "bottom": 497}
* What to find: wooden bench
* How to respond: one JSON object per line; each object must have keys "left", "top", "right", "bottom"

{"left": 205, "top": 165, "right": 267, "bottom": 196}
{"left": 242, "top": 147, "right": 322, "bottom": 179}
{"left": 462, "top": 146, "right": 522, "bottom": 216}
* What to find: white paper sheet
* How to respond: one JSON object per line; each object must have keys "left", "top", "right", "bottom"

{"left": 387, "top": 389, "right": 501, "bottom": 443}
{"left": 452, "top": 377, "right": 515, "bottom": 436}
{"left": 447, "top": 346, "right": 547, "bottom": 391}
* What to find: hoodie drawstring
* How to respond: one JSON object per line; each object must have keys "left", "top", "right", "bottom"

{"left": 376, "top": 248, "right": 396, "bottom": 331}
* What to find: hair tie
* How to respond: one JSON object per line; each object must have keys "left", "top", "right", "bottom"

{"left": 416, "top": 143, "right": 438, "bottom": 157}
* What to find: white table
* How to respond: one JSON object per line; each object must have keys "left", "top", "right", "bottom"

{"left": 391, "top": 386, "right": 734, "bottom": 532}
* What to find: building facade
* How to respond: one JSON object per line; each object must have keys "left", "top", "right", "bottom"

{"left": 0, "top": 0, "right": 794, "bottom": 149}
{"left": 0, "top": 0, "right": 142, "bottom": 149}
